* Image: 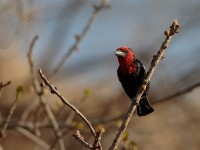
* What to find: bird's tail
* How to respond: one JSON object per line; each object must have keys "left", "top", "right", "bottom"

{"left": 137, "top": 97, "right": 154, "bottom": 116}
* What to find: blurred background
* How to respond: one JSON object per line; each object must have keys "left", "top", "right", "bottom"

{"left": 0, "top": 0, "right": 200, "bottom": 150}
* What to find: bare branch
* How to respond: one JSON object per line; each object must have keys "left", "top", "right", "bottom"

{"left": 38, "top": 69, "right": 102, "bottom": 149}
{"left": 27, "top": 35, "right": 39, "bottom": 76}
{"left": 51, "top": 90, "right": 90, "bottom": 149}
{"left": 27, "top": 36, "right": 65, "bottom": 150}
{"left": 19, "top": 35, "right": 40, "bottom": 123}
{"left": 91, "top": 114, "right": 125, "bottom": 125}
{"left": 49, "top": 0, "right": 110, "bottom": 78}
{"left": 73, "top": 130, "right": 93, "bottom": 149}
{"left": 0, "top": 121, "right": 72, "bottom": 132}
{"left": 16, "top": 127, "right": 51, "bottom": 150}
{"left": 0, "top": 81, "right": 11, "bottom": 91}
{"left": 65, "top": 91, "right": 89, "bottom": 124}
{"left": 0, "top": 86, "right": 22, "bottom": 139}
{"left": 18, "top": 35, "right": 40, "bottom": 124}
{"left": 19, "top": 95, "right": 39, "bottom": 123}
{"left": 93, "top": 128, "right": 105, "bottom": 150}
{"left": 0, "top": 81, "right": 11, "bottom": 98}
{"left": 109, "top": 19, "right": 180, "bottom": 150}
{"left": 39, "top": 69, "right": 96, "bottom": 137}
{"left": 154, "top": 81, "right": 200, "bottom": 104}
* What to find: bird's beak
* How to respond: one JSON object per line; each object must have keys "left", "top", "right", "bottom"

{"left": 115, "top": 49, "right": 127, "bottom": 57}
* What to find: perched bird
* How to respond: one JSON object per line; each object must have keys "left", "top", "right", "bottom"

{"left": 115, "top": 46, "right": 154, "bottom": 116}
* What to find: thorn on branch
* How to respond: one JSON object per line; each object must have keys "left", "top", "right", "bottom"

{"left": 51, "top": 89, "right": 55, "bottom": 94}
{"left": 39, "top": 82, "right": 45, "bottom": 88}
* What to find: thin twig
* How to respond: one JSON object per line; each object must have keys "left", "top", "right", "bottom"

{"left": 23, "top": 35, "right": 41, "bottom": 126}
{"left": 0, "top": 81, "right": 11, "bottom": 92}
{"left": 154, "top": 81, "right": 200, "bottom": 104}
{"left": 27, "top": 35, "right": 39, "bottom": 76}
{"left": 39, "top": 69, "right": 96, "bottom": 136}
{"left": 0, "top": 121, "right": 91, "bottom": 134}
{"left": 93, "top": 128, "right": 105, "bottom": 150}
{"left": 0, "top": 81, "right": 11, "bottom": 98}
{"left": 0, "top": 121, "right": 72, "bottom": 131}
{"left": 109, "top": 20, "right": 180, "bottom": 150}
{"left": 19, "top": 95, "right": 39, "bottom": 124}
{"left": 27, "top": 36, "right": 65, "bottom": 150}
{"left": 49, "top": 0, "right": 109, "bottom": 78}
{"left": 73, "top": 130, "right": 93, "bottom": 149}
{"left": 65, "top": 92, "right": 89, "bottom": 124}
{"left": 51, "top": 91, "right": 90, "bottom": 149}
{"left": 0, "top": 86, "right": 22, "bottom": 140}
{"left": 91, "top": 114, "right": 125, "bottom": 125}
{"left": 38, "top": 69, "right": 102, "bottom": 149}
{"left": 19, "top": 36, "right": 40, "bottom": 123}
{"left": 16, "top": 127, "right": 51, "bottom": 150}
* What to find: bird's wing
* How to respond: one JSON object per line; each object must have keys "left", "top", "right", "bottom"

{"left": 135, "top": 59, "right": 150, "bottom": 96}
{"left": 135, "top": 59, "right": 147, "bottom": 75}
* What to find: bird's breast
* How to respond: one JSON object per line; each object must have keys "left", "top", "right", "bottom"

{"left": 118, "top": 72, "right": 142, "bottom": 99}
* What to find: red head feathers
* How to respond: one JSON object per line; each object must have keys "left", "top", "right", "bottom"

{"left": 115, "top": 46, "right": 136, "bottom": 74}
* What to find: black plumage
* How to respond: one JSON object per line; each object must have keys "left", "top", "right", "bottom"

{"left": 117, "top": 59, "right": 154, "bottom": 116}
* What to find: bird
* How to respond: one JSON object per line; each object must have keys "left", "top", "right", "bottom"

{"left": 115, "top": 46, "right": 154, "bottom": 116}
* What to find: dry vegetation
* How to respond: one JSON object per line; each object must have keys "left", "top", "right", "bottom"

{"left": 0, "top": 0, "right": 200, "bottom": 150}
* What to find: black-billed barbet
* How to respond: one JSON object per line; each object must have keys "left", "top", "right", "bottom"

{"left": 115, "top": 46, "right": 154, "bottom": 116}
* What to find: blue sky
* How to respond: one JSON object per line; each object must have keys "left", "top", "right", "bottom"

{"left": 0, "top": 0, "right": 200, "bottom": 91}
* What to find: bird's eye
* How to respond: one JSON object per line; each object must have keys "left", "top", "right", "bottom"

{"left": 124, "top": 50, "right": 128, "bottom": 54}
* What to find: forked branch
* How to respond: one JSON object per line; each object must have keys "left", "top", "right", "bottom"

{"left": 38, "top": 69, "right": 103, "bottom": 149}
